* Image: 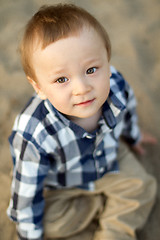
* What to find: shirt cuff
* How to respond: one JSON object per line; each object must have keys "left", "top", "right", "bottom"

{"left": 17, "top": 223, "right": 43, "bottom": 240}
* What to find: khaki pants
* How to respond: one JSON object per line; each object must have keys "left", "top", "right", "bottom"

{"left": 43, "top": 143, "right": 157, "bottom": 240}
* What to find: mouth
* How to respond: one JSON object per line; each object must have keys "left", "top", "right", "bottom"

{"left": 74, "top": 98, "right": 95, "bottom": 107}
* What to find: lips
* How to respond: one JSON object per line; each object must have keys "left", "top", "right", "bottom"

{"left": 75, "top": 98, "right": 95, "bottom": 106}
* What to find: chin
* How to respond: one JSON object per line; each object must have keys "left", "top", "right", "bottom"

{"left": 77, "top": 111, "right": 98, "bottom": 119}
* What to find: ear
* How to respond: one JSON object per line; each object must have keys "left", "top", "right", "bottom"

{"left": 108, "top": 67, "right": 112, "bottom": 78}
{"left": 27, "top": 76, "right": 47, "bottom": 100}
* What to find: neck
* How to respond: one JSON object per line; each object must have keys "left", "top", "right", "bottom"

{"left": 68, "top": 109, "right": 102, "bottom": 132}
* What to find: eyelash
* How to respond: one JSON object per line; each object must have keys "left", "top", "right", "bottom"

{"left": 56, "top": 77, "right": 69, "bottom": 84}
{"left": 86, "top": 67, "right": 97, "bottom": 75}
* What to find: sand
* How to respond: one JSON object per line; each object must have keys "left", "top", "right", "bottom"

{"left": 0, "top": 0, "right": 160, "bottom": 239}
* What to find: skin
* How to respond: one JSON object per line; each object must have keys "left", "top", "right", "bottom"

{"left": 29, "top": 27, "right": 111, "bottom": 131}
{"left": 28, "top": 26, "right": 157, "bottom": 154}
{"left": 131, "top": 132, "right": 157, "bottom": 156}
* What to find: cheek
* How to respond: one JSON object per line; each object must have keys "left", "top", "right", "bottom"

{"left": 47, "top": 90, "right": 69, "bottom": 109}
{"left": 98, "top": 78, "right": 110, "bottom": 103}
{"left": 98, "top": 76, "right": 110, "bottom": 94}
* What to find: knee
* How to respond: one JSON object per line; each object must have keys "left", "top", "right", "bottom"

{"left": 147, "top": 174, "right": 157, "bottom": 198}
{"left": 140, "top": 172, "right": 157, "bottom": 204}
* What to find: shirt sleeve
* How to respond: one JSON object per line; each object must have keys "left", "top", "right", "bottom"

{"left": 121, "top": 74, "right": 141, "bottom": 145}
{"left": 7, "top": 132, "right": 50, "bottom": 240}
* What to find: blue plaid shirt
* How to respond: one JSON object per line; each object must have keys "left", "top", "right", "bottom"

{"left": 7, "top": 66, "right": 141, "bottom": 240}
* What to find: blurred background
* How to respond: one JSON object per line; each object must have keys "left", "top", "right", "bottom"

{"left": 0, "top": 0, "right": 159, "bottom": 239}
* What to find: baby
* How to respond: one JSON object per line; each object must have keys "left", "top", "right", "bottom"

{"left": 7, "top": 4, "right": 157, "bottom": 240}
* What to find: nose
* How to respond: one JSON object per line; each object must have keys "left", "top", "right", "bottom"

{"left": 72, "top": 77, "right": 92, "bottom": 96}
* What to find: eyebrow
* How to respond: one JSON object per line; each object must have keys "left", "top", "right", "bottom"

{"left": 84, "top": 57, "right": 102, "bottom": 65}
{"left": 48, "top": 67, "right": 67, "bottom": 79}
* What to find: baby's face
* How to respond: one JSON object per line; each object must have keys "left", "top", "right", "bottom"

{"left": 30, "top": 27, "right": 111, "bottom": 120}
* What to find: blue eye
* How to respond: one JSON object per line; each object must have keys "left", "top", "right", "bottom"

{"left": 86, "top": 67, "right": 97, "bottom": 75}
{"left": 56, "top": 77, "right": 68, "bottom": 83}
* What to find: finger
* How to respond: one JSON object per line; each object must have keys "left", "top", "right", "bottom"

{"left": 132, "top": 144, "right": 146, "bottom": 156}
{"left": 141, "top": 132, "right": 157, "bottom": 144}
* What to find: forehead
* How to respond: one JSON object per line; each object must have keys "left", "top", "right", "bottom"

{"left": 33, "top": 26, "right": 105, "bottom": 59}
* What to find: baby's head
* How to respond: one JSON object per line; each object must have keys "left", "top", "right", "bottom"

{"left": 20, "top": 4, "right": 111, "bottom": 81}
{"left": 20, "top": 4, "right": 112, "bottom": 120}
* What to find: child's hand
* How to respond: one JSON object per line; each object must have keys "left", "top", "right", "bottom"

{"left": 131, "top": 132, "right": 157, "bottom": 156}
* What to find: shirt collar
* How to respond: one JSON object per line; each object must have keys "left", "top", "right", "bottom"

{"left": 102, "top": 90, "right": 126, "bottom": 129}
{"left": 45, "top": 99, "right": 90, "bottom": 138}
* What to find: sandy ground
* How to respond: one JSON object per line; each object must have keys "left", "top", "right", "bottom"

{"left": 0, "top": 0, "right": 160, "bottom": 239}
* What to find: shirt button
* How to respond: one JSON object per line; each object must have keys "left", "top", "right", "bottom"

{"left": 86, "top": 135, "right": 92, "bottom": 139}
{"left": 96, "top": 150, "right": 102, "bottom": 156}
{"left": 99, "top": 167, "right": 104, "bottom": 173}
